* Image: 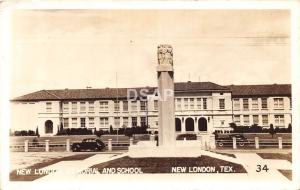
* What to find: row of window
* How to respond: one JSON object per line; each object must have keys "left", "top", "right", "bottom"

{"left": 176, "top": 98, "right": 208, "bottom": 110}
{"left": 233, "top": 97, "right": 291, "bottom": 110}
{"left": 60, "top": 100, "right": 158, "bottom": 113}
{"left": 63, "top": 116, "right": 147, "bottom": 128}
{"left": 46, "top": 97, "right": 291, "bottom": 113}
{"left": 234, "top": 114, "right": 285, "bottom": 126}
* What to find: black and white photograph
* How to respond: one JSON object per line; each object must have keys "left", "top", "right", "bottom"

{"left": 1, "top": 1, "right": 300, "bottom": 190}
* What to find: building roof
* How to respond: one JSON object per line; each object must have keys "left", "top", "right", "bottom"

{"left": 228, "top": 84, "right": 291, "bottom": 97}
{"left": 11, "top": 82, "right": 291, "bottom": 101}
{"left": 175, "top": 81, "right": 230, "bottom": 92}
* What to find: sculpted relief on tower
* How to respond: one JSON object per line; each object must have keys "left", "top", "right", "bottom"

{"left": 157, "top": 44, "right": 173, "bottom": 65}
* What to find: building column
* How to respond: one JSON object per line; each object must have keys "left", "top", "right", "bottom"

{"left": 194, "top": 117, "right": 198, "bottom": 133}
{"left": 181, "top": 117, "right": 186, "bottom": 133}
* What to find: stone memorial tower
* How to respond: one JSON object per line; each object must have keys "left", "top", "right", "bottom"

{"left": 157, "top": 44, "right": 175, "bottom": 146}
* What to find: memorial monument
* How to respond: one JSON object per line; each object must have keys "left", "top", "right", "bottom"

{"left": 129, "top": 44, "right": 203, "bottom": 157}
{"left": 157, "top": 44, "right": 175, "bottom": 146}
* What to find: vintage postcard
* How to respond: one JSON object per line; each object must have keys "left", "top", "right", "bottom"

{"left": 1, "top": 1, "right": 300, "bottom": 190}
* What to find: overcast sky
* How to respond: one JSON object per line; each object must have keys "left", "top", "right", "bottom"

{"left": 10, "top": 9, "right": 290, "bottom": 97}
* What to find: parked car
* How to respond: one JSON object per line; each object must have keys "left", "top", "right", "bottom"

{"left": 215, "top": 134, "right": 249, "bottom": 147}
{"left": 71, "top": 138, "right": 105, "bottom": 152}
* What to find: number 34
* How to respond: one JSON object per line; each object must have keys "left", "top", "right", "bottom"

{"left": 256, "top": 165, "right": 269, "bottom": 172}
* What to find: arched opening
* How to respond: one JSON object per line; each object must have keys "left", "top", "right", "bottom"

{"left": 45, "top": 120, "right": 53, "bottom": 134}
{"left": 185, "top": 117, "right": 194, "bottom": 131}
{"left": 198, "top": 117, "right": 207, "bottom": 131}
{"left": 175, "top": 118, "right": 181, "bottom": 132}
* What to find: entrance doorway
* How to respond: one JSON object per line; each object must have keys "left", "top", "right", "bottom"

{"left": 45, "top": 120, "right": 53, "bottom": 134}
{"left": 198, "top": 117, "right": 207, "bottom": 131}
{"left": 175, "top": 118, "right": 181, "bottom": 132}
{"left": 185, "top": 118, "right": 194, "bottom": 131}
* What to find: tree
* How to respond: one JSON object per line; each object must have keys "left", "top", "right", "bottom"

{"left": 287, "top": 123, "right": 292, "bottom": 133}
{"left": 36, "top": 126, "right": 40, "bottom": 138}
{"left": 269, "top": 124, "right": 276, "bottom": 138}
{"left": 109, "top": 125, "right": 113, "bottom": 134}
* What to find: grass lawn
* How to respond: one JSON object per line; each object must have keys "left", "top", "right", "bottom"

{"left": 209, "top": 151, "right": 236, "bottom": 158}
{"left": 278, "top": 170, "right": 292, "bottom": 180}
{"left": 256, "top": 153, "right": 292, "bottom": 162}
{"left": 90, "top": 156, "right": 246, "bottom": 173}
{"left": 10, "top": 154, "right": 95, "bottom": 181}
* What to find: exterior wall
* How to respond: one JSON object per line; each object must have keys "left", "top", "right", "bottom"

{"left": 11, "top": 91, "right": 292, "bottom": 136}
{"left": 37, "top": 101, "right": 61, "bottom": 136}
{"left": 232, "top": 96, "right": 292, "bottom": 128}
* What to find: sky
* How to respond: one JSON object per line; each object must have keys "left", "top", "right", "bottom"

{"left": 10, "top": 9, "right": 290, "bottom": 98}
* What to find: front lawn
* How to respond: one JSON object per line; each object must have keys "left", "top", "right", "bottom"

{"left": 257, "top": 153, "right": 292, "bottom": 162}
{"left": 90, "top": 156, "right": 246, "bottom": 173}
{"left": 10, "top": 154, "right": 95, "bottom": 181}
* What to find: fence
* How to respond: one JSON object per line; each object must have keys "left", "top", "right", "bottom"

{"left": 215, "top": 136, "right": 292, "bottom": 149}
{"left": 9, "top": 139, "right": 135, "bottom": 152}
{"left": 10, "top": 136, "right": 291, "bottom": 152}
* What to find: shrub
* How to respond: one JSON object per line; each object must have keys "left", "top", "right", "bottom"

{"left": 56, "top": 128, "right": 93, "bottom": 136}
{"left": 287, "top": 124, "right": 292, "bottom": 133}
{"left": 176, "top": 134, "right": 197, "bottom": 140}
{"left": 94, "top": 129, "right": 105, "bottom": 137}
{"left": 249, "top": 124, "right": 262, "bottom": 133}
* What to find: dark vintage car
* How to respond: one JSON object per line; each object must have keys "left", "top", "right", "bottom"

{"left": 215, "top": 134, "right": 250, "bottom": 147}
{"left": 71, "top": 138, "right": 106, "bottom": 152}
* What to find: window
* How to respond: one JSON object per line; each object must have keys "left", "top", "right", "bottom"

{"left": 176, "top": 98, "right": 181, "bottom": 110}
{"left": 274, "top": 98, "right": 284, "bottom": 109}
{"left": 114, "top": 117, "right": 120, "bottom": 128}
{"left": 243, "top": 115, "right": 249, "bottom": 125}
{"left": 63, "top": 118, "right": 69, "bottom": 128}
{"left": 132, "top": 117, "right": 137, "bottom": 127}
{"left": 141, "top": 117, "right": 146, "bottom": 127}
{"left": 243, "top": 99, "right": 249, "bottom": 110}
{"left": 219, "top": 99, "right": 225, "bottom": 109}
{"left": 253, "top": 115, "right": 259, "bottom": 124}
{"left": 220, "top": 120, "right": 225, "bottom": 126}
{"left": 123, "top": 117, "right": 128, "bottom": 127}
{"left": 203, "top": 98, "right": 207, "bottom": 109}
{"left": 262, "top": 115, "right": 268, "bottom": 126}
{"left": 275, "top": 115, "right": 284, "bottom": 127}
{"left": 189, "top": 98, "right": 194, "bottom": 109}
{"left": 252, "top": 98, "right": 258, "bottom": 109}
{"left": 234, "top": 115, "right": 240, "bottom": 125}
{"left": 261, "top": 98, "right": 268, "bottom": 109}
{"left": 63, "top": 102, "right": 69, "bottom": 112}
{"left": 289, "top": 97, "right": 292, "bottom": 109}
{"left": 183, "top": 98, "right": 188, "bottom": 109}
{"left": 154, "top": 100, "right": 158, "bottom": 110}
{"left": 88, "top": 101, "right": 94, "bottom": 112}
{"left": 131, "top": 101, "right": 137, "bottom": 111}
{"left": 72, "top": 102, "right": 77, "bottom": 113}
{"left": 123, "top": 101, "right": 128, "bottom": 111}
{"left": 72, "top": 118, "right": 77, "bottom": 127}
{"left": 80, "top": 118, "right": 86, "bottom": 127}
{"left": 99, "top": 101, "right": 109, "bottom": 112}
{"left": 46, "top": 102, "right": 52, "bottom": 112}
{"left": 233, "top": 99, "right": 240, "bottom": 110}
{"left": 196, "top": 98, "right": 201, "bottom": 109}
{"left": 80, "top": 102, "right": 86, "bottom": 112}
{"left": 100, "top": 117, "right": 109, "bottom": 128}
{"left": 114, "top": 101, "right": 120, "bottom": 112}
{"left": 140, "top": 101, "right": 147, "bottom": 111}
{"left": 88, "top": 117, "right": 94, "bottom": 128}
